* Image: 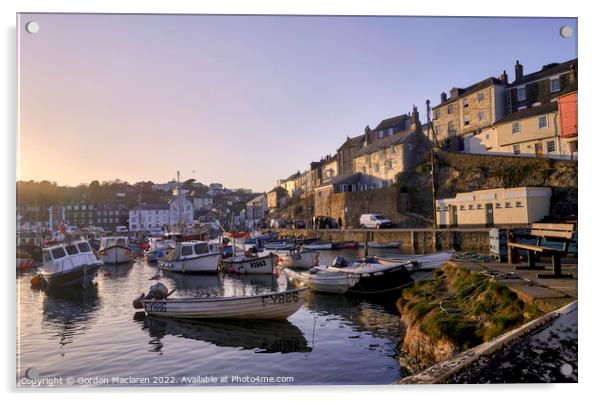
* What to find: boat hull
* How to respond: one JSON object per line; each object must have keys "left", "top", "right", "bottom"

{"left": 224, "top": 254, "right": 276, "bottom": 274}
{"left": 304, "top": 242, "right": 333, "bottom": 250}
{"left": 283, "top": 268, "right": 359, "bottom": 294}
{"left": 277, "top": 251, "right": 319, "bottom": 269}
{"left": 159, "top": 252, "right": 221, "bottom": 274}
{"left": 375, "top": 251, "right": 453, "bottom": 272}
{"left": 141, "top": 288, "right": 307, "bottom": 319}
{"left": 99, "top": 245, "right": 133, "bottom": 264}
{"left": 40, "top": 262, "right": 102, "bottom": 288}
{"left": 346, "top": 263, "right": 411, "bottom": 295}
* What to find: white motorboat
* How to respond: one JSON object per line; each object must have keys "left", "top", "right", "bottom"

{"left": 367, "top": 241, "right": 402, "bottom": 249}
{"left": 303, "top": 241, "right": 334, "bottom": 250}
{"left": 283, "top": 267, "right": 360, "bottom": 294}
{"left": 98, "top": 236, "right": 133, "bottom": 264}
{"left": 145, "top": 237, "right": 176, "bottom": 262}
{"left": 159, "top": 241, "right": 222, "bottom": 274}
{"left": 223, "top": 232, "right": 277, "bottom": 274}
{"left": 35, "top": 240, "right": 103, "bottom": 287}
{"left": 375, "top": 250, "right": 453, "bottom": 272}
{"left": 277, "top": 249, "right": 320, "bottom": 269}
{"left": 136, "top": 287, "right": 308, "bottom": 319}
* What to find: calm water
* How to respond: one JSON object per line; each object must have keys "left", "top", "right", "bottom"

{"left": 17, "top": 249, "right": 411, "bottom": 387}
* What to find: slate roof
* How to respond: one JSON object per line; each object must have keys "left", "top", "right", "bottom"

{"left": 493, "top": 102, "right": 558, "bottom": 126}
{"left": 337, "top": 134, "right": 364, "bottom": 151}
{"left": 434, "top": 77, "right": 504, "bottom": 108}
{"left": 316, "top": 172, "right": 362, "bottom": 189}
{"left": 375, "top": 114, "right": 410, "bottom": 131}
{"left": 354, "top": 129, "right": 415, "bottom": 157}
{"left": 510, "top": 59, "right": 578, "bottom": 87}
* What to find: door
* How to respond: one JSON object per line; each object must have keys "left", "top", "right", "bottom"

{"left": 450, "top": 205, "right": 458, "bottom": 227}
{"left": 534, "top": 142, "right": 543, "bottom": 157}
{"left": 485, "top": 203, "right": 494, "bottom": 227}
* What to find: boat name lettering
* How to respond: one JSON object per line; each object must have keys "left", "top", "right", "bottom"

{"left": 146, "top": 302, "right": 167, "bottom": 313}
{"left": 261, "top": 292, "right": 299, "bottom": 306}
{"left": 249, "top": 259, "right": 267, "bottom": 268}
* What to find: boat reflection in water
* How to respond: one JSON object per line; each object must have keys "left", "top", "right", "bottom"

{"left": 162, "top": 271, "right": 223, "bottom": 297}
{"left": 41, "top": 284, "right": 101, "bottom": 352}
{"left": 101, "top": 261, "right": 134, "bottom": 278}
{"left": 137, "top": 315, "right": 312, "bottom": 354}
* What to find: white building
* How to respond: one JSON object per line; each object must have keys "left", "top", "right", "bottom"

{"left": 129, "top": 204, "right": 170, "bottom": 232}
{"left": 152, "top": 181, "right": 179, "bottom": 192}
{"left": 169, "top": 192, "right": 195, "bottom": 231}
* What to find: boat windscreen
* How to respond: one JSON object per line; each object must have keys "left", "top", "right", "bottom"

{"left": 51, "top": 247, "right": 66, "bottom": 259}
{"left": 77, "top": 242, "right": 91, "bottom": 253}
{"left": 181, "top": 246, "right": 193, "bottom": 256}
{"left": 194, "top": 243, "right": 209, "bottom": 255}
{"left": 65, "top": 244, "right": 79, "bottom": 255}
{"left": 116, "top": 238, "right": 127, "bottom": 247}
{"left": 43, "top": 250, "right": 52, "bottom": 262}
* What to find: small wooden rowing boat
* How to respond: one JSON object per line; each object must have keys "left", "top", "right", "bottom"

{"left": 135, "top": 287, "right": 308, "bottom": 319}
{"left": 367, "top": 241, "right": 402, "bottom": 249}
{"left": 375, "top": 250, "right": 453, "bottom": 272}
{"left": 283, "top": 267, "right": 359, "bottom": 294}
{"left": 304, "top": 241, "right": 334, "bottom": 250}
{"left": 277, "top": 249, "right": 320, "bottom": 269}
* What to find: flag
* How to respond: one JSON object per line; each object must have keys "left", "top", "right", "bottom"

{"left": 60, "top": 220, "right": 65, "bottom": 236}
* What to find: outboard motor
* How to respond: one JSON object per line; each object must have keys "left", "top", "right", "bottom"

{"left": 146, "top": 282, "right": 169, "bottom": 300}
{"left": 331, "top": 256, "right": 348, "bottom": 267}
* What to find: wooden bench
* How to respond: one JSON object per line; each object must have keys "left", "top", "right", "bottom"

{"left": 507, "top": 223, "right": 575, "bottom": 279}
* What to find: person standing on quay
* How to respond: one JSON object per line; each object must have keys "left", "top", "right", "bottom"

{"left": 338, "top": 217, "right": 343, "bottom": 229}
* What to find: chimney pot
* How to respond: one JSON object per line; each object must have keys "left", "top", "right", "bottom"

{"left": 515, "top": 60, "right": 523, "bottom": 82}
{"left": 440, "top": 92, "right": 448, "bottom": 102}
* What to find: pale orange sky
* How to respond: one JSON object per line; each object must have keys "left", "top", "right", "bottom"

{"left": 17, "top": 13, "right": 577, "bottom": 191}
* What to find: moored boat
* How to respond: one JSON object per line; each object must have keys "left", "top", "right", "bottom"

{"left": 367, "top": 241, "right": 402, "bottom": 249}
{"left": 327, "top": 257, "right": 412, "bottom": 295}
{"left": 17, "top": 249, "right": 35, "bottom": 271}
{"left": 223, "top": 233, "right": 277, "bottom": 274}
{"left": 263, "top": 240, "right": 297, "bottom": 251}
{"left": 335, "top": 241, "right": 359, "bottom": 249}
{"left": 277, "top": 249, "right": 320, "bottom": 269}
{"left": 159, "top": 241, "right": 222, "bottom": 274}
{"left": 303, "top": 241, "right": 334, "bottom": 250}
{"left": 135, "top": 286, "right": 308, "bottom": 319}
{"left": 375, "top": 250, "right": 454, "bottom": 273}
{"left": 98, "top": 236, "right": 134, "bottom": 264}
{"left": 283, "top": 267, "right": 359, "bottom": 294}
{"left": 145, "top": 237, "right": 176, "bottom": 262}
{"left": 35, "top": 240, "right": 103, "bottom": 288}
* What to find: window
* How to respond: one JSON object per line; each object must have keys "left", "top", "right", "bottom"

{"left": 468, "top": 204, "right": 474, "bottom": 210}
{"left": 477, "top": 92, "right": 485, "bottom": 102}
{"left": 65, "top": 245, "right": 79, "bottom": 255}
{"left": 463, "top": 98, "right": 469, "bottom": 108}
{"left": 448, "top": 121, "right": 455, "bottom": 134}
{"left": 388, "top": 128, "right": 394, "bottom": 136}
{"left": 77, "top": 242, "right": 91, "bottom": 253}
{"left": 43, "top": 251, "right": 52, "bottom": 262}
{"left": 546, "top": 140, "right": 556, "bottom": 153}
{"left": 505, "top": 201, "right": 513, "bottom": 208}
{"left": 385, "top": 160, "right": 392, "bottom": 170}
{"left": 464, "top": 114, "right": 470, "bottom": 126}
{"left": 538, "top": 115, "right": 548, "bottom": 129}
{"left": 550, "top": 78, "right": 560, "bottom": 93}
{"left": 181, "top": 246, "right": 193, "bottom": 256}
{"left": 512, "top": 122, "right": 520, "bottom": 134}
{"left": 378, "top": 130, "right": 384, "bottom": 139}
{"left": 516, "top": 201, "right": 523, "bottom": 208}
{"left": 517, "top": 87, "right": 526, "bottom": 101}
{"left": 460, "top": 205, "right": 465, "bottom": 210}
{"left": 51, "top": 247, "right": 66, "bottom": 259}
{"left": 447, "top": 104, "right": 453, "bottom": 114}
{"left": 495, "top": 202, "right": 502, "bottom": 208}
{"left": 478, "top": 111, "right": 485, "bottom": 122}
{"left": 194, "top": 243, "right": 209, "bottom": 254}
{"left": 374, "top": 164, "right": 380, "bottom": 173}
{"left": 117, "top": 238, "right": 127, "bottom": 246}
{"left": 513, "top": 144, "right": 521, "bottom": 155}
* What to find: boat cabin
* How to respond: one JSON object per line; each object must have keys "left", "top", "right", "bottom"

{"left": 42, "top": 240, "right": 99, "bottom": 273}
{"left": 163, "top": 241, "right": 220, "bottom": 261}
{"left": 99, "top": 236, "right": 130, "bottom": 250}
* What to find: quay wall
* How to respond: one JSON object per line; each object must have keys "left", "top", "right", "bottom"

{"left": 274, "top": 228, "right": 493, "bottom": 253}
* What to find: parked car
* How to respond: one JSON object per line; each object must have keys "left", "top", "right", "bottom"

{"left": 359, "top": 213, "right": 392, "bottom": 229}
{"left": 293, "top": 220, "right": 306, "bottom": 229}
{"left": 315, "top": 216, "right": 337, "bottom": 229}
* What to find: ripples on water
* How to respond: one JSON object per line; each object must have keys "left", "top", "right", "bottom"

{"left": 17, "top": 249, "right": 410, "bottom": 386}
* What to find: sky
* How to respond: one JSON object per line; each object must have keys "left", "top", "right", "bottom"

{"left": 17, "top": 14, "right": 577, "bottom": 192}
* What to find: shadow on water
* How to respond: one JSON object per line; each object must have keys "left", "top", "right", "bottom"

{"left": 101, "top": 262, "right": 134, "bottom": 278}
{"left": 133, "top": 312, "right": 311, "bottom": 354}
{"left": 41, "top": 284, "right": 101, "bottom": 351}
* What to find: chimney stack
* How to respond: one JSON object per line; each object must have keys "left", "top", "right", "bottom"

{"left": 515, "top": 60, "right": 523, "bottom": 82}
{"left": 411, "top": 105, "right": 420, "bottom": 132}
{"left": 500, "top": 70, "right": 508, "bottom": 84}
{"left": 568, "top": 63, "right": 577, "bottom": 84}
{"left": 364, "top": 125, "right": 371, "bottom": 146}
{"left": 440, "top": 92, "right": 448, "bottom": 103}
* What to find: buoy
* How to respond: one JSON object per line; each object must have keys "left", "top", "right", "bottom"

{"left": 30, "top": 274, "right": 42, "bottom": 288}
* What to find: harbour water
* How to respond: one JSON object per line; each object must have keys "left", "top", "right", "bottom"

{"left": 17, "top": 249, "right": 412, "bottom": 386}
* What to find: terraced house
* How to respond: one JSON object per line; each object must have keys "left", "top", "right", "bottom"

{"left": 432, "top": 72, "right": 508, "bottom": 152}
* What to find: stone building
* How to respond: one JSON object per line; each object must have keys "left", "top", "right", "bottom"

{"left": 432, "top": 74, "right": 508, "bottom": 151}
{"left": 336, "top": 134, "right": 364, "bottom": 176}
{"left": 320, "top": 154, "right": 338, "bottom": 184}
{"left": 507, "top": 59, "right": 577, "bottom": 114}
{"left": 267, "top": 187, "right": 288, "bottom": 210}
{"left": 557, "top": 73, "right": 578, "bottom": 159}
{"left": 352, "top": 106, "right": 432, "bottom": 188}
{"left": 279, "top": 171, "right": 301, "bottom": 198}
{"left": 436, "top": 187, "right": 551, "bottom": 227}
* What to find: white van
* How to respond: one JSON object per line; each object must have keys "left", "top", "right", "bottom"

{"left": 115, "top": 226, "right": 129, "bottom": 233}
{"left": 359, "top": 214, "right": 392, "bottom": 229}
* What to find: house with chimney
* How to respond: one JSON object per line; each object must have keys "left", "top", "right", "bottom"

{"left": 432, "top": 72, "right": 508, "bottom": 152}
{"left": 352, "top": 106, "right": 432, "bottom": 189}
{"left": 336, "top": 134, "right": 364, "bottom": 176}
{"left": 507, "top": 59, "right": 578, "bottom": 113}
{"left": 557, "top": 73, "right": 578, "bottom": 159}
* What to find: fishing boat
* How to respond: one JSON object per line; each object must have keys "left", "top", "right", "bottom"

{"left": 304, "top": 241, "right": 334, "bottom": 250}
{"left": 159, "top": 241, "right": 222, "bottom": 274}
{"left": 283, "top": 267, "right": 360, "bottom": 294}
{"left": 34, "top": 240, "right": 103, "bottom": 288}
{"left": 134, "top": 285, "right": 308, "bottom": 319}
{"left": 98, "top": 236, "right": 134, "bottom": 264}
{"left": 367, "top": 241, "right": 402, "bottom": 249}
{"left": 145, "top": 237, "right": 176, "bottom": 262}
{"left": 223, "top": 233, "right": 277, "bottom": 274}
{"left": 375, "top": 250, "right": 453, "bottom": 273}
{"left": 277, "top": 249, "right": 320, "bottom": 269}
{"left": 263, "top": 240, "right": 297, "bottom": 251}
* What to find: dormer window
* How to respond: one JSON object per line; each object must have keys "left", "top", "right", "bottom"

{"left": 517, "top": 86, "right": 526, "bottom": 101}
{"left": 550, "top": 77, "right": 560, "bottom": 93}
